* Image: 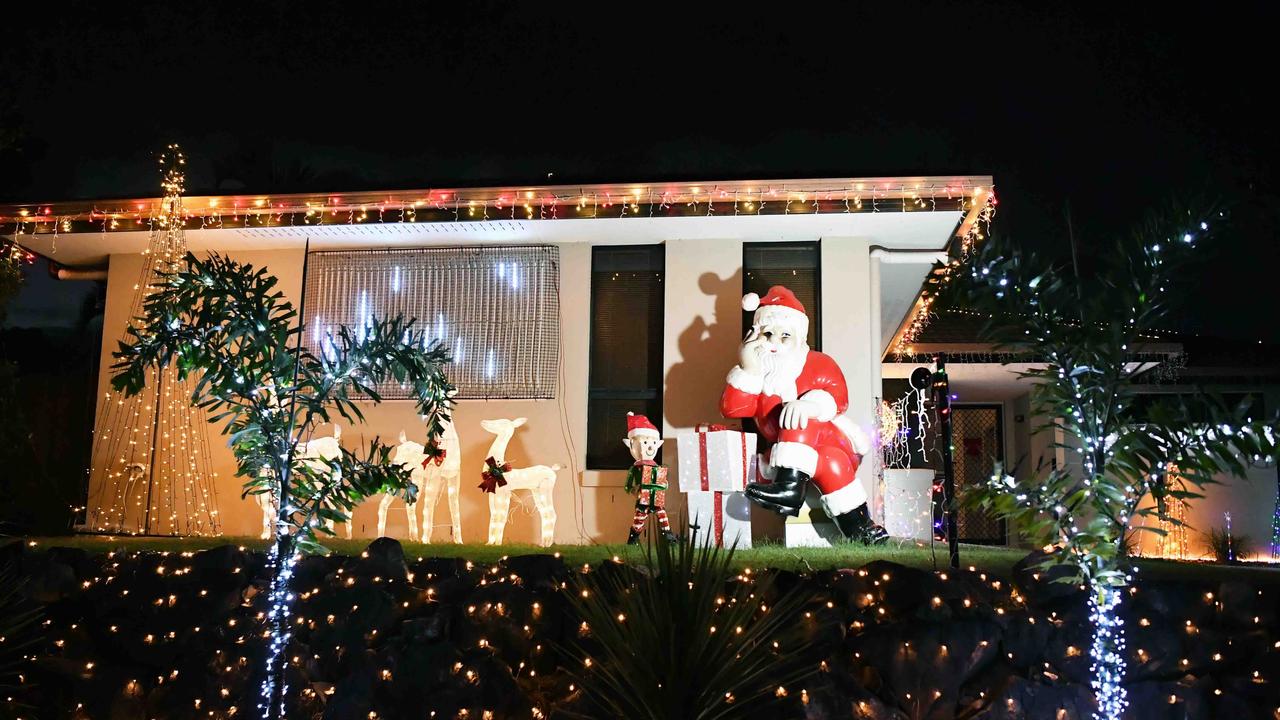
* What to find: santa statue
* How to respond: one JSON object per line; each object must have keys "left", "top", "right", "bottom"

{"left": 721, "top": 285, "right": 888, "bottom": 544}
{"left": 623, "top": 412, "right": 678, "bottom": 544}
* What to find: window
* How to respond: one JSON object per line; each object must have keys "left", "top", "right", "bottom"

{"left": 587, "top": 245, "right": 665, "bottom": 469}
{"left": 743, "top": 242, "right": 821, "bottom": 349}
{"left": 302, "top": 246, "right": 560, "bottom": 399}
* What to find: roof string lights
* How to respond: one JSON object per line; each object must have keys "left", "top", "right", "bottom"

{"left": 894, "top": 189, "right": 998, "bottom": 357}
{"left": 2, "top": 179, "right": 990, "bottom": 238}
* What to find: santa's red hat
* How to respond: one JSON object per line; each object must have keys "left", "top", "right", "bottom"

{"left": 742, "top": 285, "right": 808, "bottom": 337}
{"left": 626, "top": 411, "right": 660, "bottom": 439}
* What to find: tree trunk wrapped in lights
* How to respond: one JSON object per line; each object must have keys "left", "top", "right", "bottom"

{"left": 939, "top": 204, "right": 1280, "bottom": 720}
{"left": 109, "top": 248, "right": 454, "bottom": 720}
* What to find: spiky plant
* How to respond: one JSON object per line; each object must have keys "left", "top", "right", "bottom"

{"left": 110, "top": 251, "right": 454, "bottom": 720}
{"left": 1204, "top": 526, "right": 1254, "bottom": 563}
{"left": 560, "top": 531, "right": 821, "bottom": 720}
{"left": 941, "top": 204, "right": 1280, "bottom": 720}
{"left": 0, "top": 564, "right": 41, "bottom": 720}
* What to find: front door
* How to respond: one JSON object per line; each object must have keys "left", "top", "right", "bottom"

{"left": 951, "top": 405, "right": 1006, "bottom": 544}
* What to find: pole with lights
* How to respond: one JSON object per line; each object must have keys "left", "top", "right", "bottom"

{"left": 931, "top": 354, "right": 960, "bottom": 570}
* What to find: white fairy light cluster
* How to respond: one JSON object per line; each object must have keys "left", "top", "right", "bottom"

{"left": 258, "top": 541, "right": 298, "bottom": 717}
{"left": 1088, "top": 586, "right": 1128, "bottom": 720}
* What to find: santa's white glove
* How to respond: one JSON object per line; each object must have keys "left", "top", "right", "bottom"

{"left": 779, "top": 399, "right": 818, "bottom": 430}
{"left": 737, "top": 326, "right": 770, "bottom": 376}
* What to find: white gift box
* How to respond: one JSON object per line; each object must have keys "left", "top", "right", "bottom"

{"left": 685, "top": 490, "right": 752, "bottom": 548}
{"left": 675, "top": 426, "right": 757, "bottom": 493}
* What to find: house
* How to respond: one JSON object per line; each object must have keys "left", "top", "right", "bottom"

{"left": 882, "top": 306, "right": 1280, "bottom": 560}
{"left": 6, "top": 176, "right": 994, "bottom": 545}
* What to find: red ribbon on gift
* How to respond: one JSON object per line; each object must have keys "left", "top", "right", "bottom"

{"left": 713, "top": 490, "right": 724, "bottom": 546}
{"left": 478, "top": 456, "right": 512, "bottom": 493}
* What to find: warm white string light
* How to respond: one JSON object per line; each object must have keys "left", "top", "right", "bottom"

{"left": 84, "top": 144, "right": 220, "bottom": 537}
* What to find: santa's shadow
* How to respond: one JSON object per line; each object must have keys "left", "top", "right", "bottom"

{"left": 663, "top": 269, "right": 744, "bottom": 429}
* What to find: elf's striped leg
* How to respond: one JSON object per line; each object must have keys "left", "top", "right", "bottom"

{"left": 631, "top": 506, "right": 649, "bottom": 533}
{"left": 655, "top": 508, "right": 671, "bottom": 531}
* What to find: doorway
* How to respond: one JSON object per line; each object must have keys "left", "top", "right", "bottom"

{"left": 951, "top": 404, "right": 1006, "bottom": 544}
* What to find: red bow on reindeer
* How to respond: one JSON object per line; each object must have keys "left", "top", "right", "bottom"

{"left": 478, "top": 456, "right": 512, "bottom": 494}
{"left": 421, "top": 441, "right": 447, "bottom": 468}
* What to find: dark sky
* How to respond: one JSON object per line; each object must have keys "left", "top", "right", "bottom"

{"left": 2, "top": 2, "right": 1276, "bottom": 340}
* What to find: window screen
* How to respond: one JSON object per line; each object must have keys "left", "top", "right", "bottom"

{"left": 587, "top": 245, "right": 665, "bottom": 469}
{"left": 302, "top": 246, "right": 560, "bottom": 399}
{"left": 743, "top": 241, "right": 821, "bottom": 349}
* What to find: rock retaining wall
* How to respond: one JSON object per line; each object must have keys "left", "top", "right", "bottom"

{"left": 4, "top": 540, "right": 1278, "bottom": 719}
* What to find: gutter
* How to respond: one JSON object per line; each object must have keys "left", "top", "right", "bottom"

{"left": 867, "top": 247, "right": 950, "bottom": 402}
{"left": 49, "top": 261, "right": 108, "bottom": 281}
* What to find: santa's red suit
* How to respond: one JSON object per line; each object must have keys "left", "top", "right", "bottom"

{"left": 719, "top": 287, "right": 871, "bottom": 518}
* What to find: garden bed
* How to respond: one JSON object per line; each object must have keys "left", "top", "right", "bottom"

{"left": 3, "top": 537, "right": 1278, "bottom": 719}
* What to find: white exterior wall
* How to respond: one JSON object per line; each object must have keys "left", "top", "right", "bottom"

{"left": 86, "top": 228, "right": 948, "bottom": 543}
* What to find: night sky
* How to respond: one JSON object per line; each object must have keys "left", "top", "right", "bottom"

{"left": 2, "top": 2, "right": 1276, "bottom": 341}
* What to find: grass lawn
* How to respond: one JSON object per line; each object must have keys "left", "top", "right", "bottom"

{"left": 11, "top": 534, "right": 1280, "bottom": 583}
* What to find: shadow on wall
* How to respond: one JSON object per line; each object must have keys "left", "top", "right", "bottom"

{"left": 663, "top": 268, "right": 788, "bottom": 542}
{"left": 664, "top": 270, "right": 743, "bottom": 429}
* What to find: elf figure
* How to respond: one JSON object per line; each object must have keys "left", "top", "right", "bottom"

{"left": 623, "top": 412, "right": 678, "bottom": 544}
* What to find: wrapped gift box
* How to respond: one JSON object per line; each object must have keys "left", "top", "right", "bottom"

{"left": 686, "top": 490, "right": 752, "bottom": 548}
{"left": 675, "top": 425, "right": 757, "bottom": 493}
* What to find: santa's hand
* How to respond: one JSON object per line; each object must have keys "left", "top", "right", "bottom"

{"left": 779, "top": 399, "right": 816, "bottom": 430}
{"left": 738, "top": 327, "right": 769, "bottom": 375}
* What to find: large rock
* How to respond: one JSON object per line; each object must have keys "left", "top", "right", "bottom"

{"left": 354, "top": 537, "right": 409, "bottom": 583}
{"left": 500, "top": 553, "right": 568, "bottom": 592}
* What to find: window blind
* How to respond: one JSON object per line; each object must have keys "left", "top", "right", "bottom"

{"left": 302, "top": 245, "right": 560, "bottom": 399}
{"left": 743, "top": 241, "right": 821, "bottom": 349}
{"left": 587, "top": 245, "right": 665, "bottom": 469}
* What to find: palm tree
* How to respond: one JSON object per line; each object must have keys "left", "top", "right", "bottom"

{"left": 940, "top": 205, "right": 1280, "bottom": 719}
{"left": 110, "top": 250, "right": 454, "bottom": 720}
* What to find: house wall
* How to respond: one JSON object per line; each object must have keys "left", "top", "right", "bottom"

{"left": 88, "top": 237, "right": 892, "bottom": 544}
{"left": 941, "top": 386, "right": 1278, "bottom": 560}
{"left": 89, "top": 246, "right": 605, "bottom": 544}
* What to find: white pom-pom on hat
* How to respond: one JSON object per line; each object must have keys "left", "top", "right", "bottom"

{"left": 741, "top": 292, "right": 761, "bottom": 312}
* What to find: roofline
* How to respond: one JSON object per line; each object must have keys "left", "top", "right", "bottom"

{"left": 2, "top": 175, "right": 992, "bottom": 230}
{"left": 881, "top": 188, "right": 996, "bottom": 359}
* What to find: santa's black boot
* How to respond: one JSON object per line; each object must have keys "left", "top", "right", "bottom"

{"left": 745, "top": 467, "right": 809, "bottom": 516}
{"left": 660, "top": 529, "right": 679, "bottom": 543}
{"left": 626, "top": 528, "right": 640, "bottom": 545}
{"left": 832, "top": 504, "right": 889, "bottom": 545}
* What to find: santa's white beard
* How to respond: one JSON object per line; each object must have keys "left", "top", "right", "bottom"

{"left": 758, "top": 343, "right": 808, "bottom": 401}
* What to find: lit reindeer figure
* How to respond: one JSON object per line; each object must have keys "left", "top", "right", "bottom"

{"left": 480, "top": 417, "right": 559, "bottom": 546}
{"left": 253, "top": 426, "right": 345, "bottom": 539}
{"left": 377, "top": 421, "right": 463, "bottom": 542}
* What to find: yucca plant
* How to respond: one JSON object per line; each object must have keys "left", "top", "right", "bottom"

{"left": 0, "top": 564, "right": 42, "bottom": 720}
{"left": 560, "top": 530, "right": 821, "bottom": 720}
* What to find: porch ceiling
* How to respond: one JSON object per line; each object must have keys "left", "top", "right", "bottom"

{"left": 19, "top": 209, "right": 965, "bottom": 266}
{"left": 883, "top": 360, "right": 1165, "bottom": 403}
